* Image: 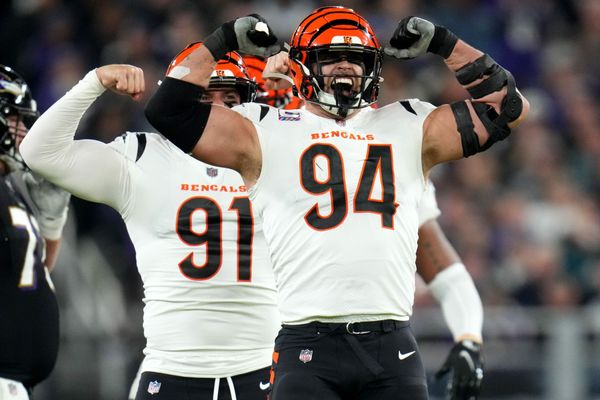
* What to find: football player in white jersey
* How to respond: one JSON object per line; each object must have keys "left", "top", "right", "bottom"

{"left": 261, "top": 51, "right": 486, "bottom": 399}
{"left": 261, "top": 54, "right": 486, "bottom": 399}
{"left": 20, "top": 49, "right": 281, "bottom": 400}
{"left": 259, "top": 54, "right": 485, "bottom": 399}
{"left": 144, "top": 6, "right": 528, "bottom": 400}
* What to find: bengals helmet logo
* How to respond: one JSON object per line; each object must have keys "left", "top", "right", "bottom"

{"left": 343, "top": 36, "right": 353, "bottom": 44}
{"left": 215, "top": 70, "right": 226, "bottom": 77}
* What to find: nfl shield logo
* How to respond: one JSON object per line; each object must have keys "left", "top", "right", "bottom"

{"left": 299, "top": 349, "right": 313, "bottom": 363}
{"left": 147, "top": 380, "right": 161, "bottom": 395}
{"left": 206, "top": 167, "right": 218, "bottom": 177}
{"left": 8, "top": 383, "right": 18, "bottom": 395}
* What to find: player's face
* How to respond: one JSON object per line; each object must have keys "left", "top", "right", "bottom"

{"left": 314, "top": 51, "right": 364, "bottom": 98}
{"left": 200, "top": 89, "right": 241, "bottom": 108}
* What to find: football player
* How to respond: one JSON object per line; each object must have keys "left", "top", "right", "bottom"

{"left": 260, "top": 52, "right": 485, "bottom": 399}
{"left": 0, "top": 65, "right": 70, "bottom": 399}
{"left": 20, "top": 49, "right": 280, "bottom": 400}
{"left": 144, "top": 6, "right": 528, "bottom": 399}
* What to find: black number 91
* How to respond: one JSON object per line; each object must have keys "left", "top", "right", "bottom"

{"left": 176, "top": 196, "right": 253, "bottom": 281}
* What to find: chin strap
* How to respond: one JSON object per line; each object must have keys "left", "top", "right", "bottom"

{"left": 332, "top": 84, "right": 353, "bottom": 118}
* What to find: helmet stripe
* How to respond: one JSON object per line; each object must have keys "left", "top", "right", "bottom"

{"left": 306, "top": 19, "right": 376, "bottom": 48}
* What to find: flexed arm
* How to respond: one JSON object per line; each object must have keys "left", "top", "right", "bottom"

{"left": 145, "top": 15, "right": 281, "bottom": 185}
{"left": 385, "top": 17, "right": 530, "bottom": 173}
{"left": 19, "top": 65, "right": 144, "bottom": 211}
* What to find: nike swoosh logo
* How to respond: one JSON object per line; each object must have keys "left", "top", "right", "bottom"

{"left": 259, "top": 381, "right": 271, "bottom": 391}
{"left": 398, "top": 350, "right": 416, "bottom": 360}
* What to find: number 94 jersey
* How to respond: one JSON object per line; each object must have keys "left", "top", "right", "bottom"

{"left": 109, "top": 132, "right": 279, "bottom": 378}
{"left": 239, "top": 101, "right": 435, "bottom": 324}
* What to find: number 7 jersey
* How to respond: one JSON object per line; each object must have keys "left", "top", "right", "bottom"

{"left": 238, "top": 101, "right": 435, "bottom": 324}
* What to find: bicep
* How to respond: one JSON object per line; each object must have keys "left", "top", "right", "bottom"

{"left": 192, "top": 106, "right": 259, "bottom": 177}
{"left": 37, "top": 139, "right": 131, "bottom": 210}
{"left": 422, "top": 103, "right": 489, "bottom": 172}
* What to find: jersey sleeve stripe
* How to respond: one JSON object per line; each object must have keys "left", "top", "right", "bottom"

{"left": 259, "top": 105, "right": 269, "bottom": 121}
{"left": 135, "top": 133, "right": 147, "bottom": 162}
{"left": 399, "top": 101, "right": 417, "bottom": 115}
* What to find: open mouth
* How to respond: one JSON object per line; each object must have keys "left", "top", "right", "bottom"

{"left": 330, "top": 77, "right": 356, "bottom": 97}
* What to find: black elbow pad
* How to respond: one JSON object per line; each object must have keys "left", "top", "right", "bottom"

{"left": 145, "top": 77, "right": 212, "bottom": 153}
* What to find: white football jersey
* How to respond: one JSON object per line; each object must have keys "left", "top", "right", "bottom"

{"left": 237, "top": 101, "right": 435, "bottom": 324}
{"left": 19, "top": 70, "right": 280, "bottom": 379}
{"left": 108, "top": 132, "right": 279, "bottom": 377}
{"left": 418, "top": 180, "right": 441, "bottom": 227}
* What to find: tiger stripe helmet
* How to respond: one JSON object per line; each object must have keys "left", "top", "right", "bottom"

{"left": 166, "top": 42, "right": 258, "bottom": 103}
{"left": 243, "top": 55, "right": 303, "bottom": 110}
{"left": 289, "top": 6, "right": 383, "bottom": 117}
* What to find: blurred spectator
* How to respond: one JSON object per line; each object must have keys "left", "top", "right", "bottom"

{"left": 3, "top": 0, "right": 600, "bottom": 398}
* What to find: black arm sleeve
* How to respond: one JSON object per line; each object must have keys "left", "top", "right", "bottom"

{"left": 144, "top": 77, "right": 212, "bottom": 153}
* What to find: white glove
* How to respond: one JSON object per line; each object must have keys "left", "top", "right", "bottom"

{"left": 23, "top": 171, "right": 71, "bottom": 240}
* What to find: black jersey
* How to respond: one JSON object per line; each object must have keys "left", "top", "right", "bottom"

{"left": 0, "top": 174, "right": 59, "bottom": 388}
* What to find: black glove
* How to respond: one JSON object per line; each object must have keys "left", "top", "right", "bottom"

{"left": 204, "top": 14, "right": 280, "bottom": 61}
{"left": 435, "top": 340, "right": 484, "bottom": 400}
{"left": 384, "top": 16, "right": 457, "bottom": 59}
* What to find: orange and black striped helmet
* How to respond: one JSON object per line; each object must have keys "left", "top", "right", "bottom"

{"left": 242, "top": 55, "right": 303, "bottom": 110}
{"left": 166, "top": 42, "right": 258, "bottom": 103}
{"left": 288, "top": 6, "right": 383, "bottom": 117}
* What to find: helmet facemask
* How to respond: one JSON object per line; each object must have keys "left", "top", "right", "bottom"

{"left": 0, "top": 66, "right": 39, "bottom": 172}
{"left": 294, "top": 45, "right": 382, "bottom": 118}
{"left": 289, "top": 6, "right": 383, "bottom": 119}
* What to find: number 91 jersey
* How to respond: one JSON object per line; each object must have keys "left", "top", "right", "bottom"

{"left": 108, "top": 132, "right": 279, "bottom": 378}
{"left": 238, "top": 101, "right": 435, "bottom": 324}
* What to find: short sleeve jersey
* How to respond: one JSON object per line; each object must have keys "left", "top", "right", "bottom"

{"left": 107, "top": 132, "right": 279, "bottom": 377}
{"left": 238, "top": 101, "right": 436, "bottom": 324}
{"left": 418, "top": 180, "right": 442, "bottom": 226}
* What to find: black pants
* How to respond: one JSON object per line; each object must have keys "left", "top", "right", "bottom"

{"left": 135, "top": 367, "right": 271, "bottom": 400}
{"left": 269, "top": 320, "right": 428, "bottom": 400}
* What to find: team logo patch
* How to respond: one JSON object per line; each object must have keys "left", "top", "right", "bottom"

{"left": 299, "top": 349, "right": 313, "bottom": 363}
{"left": 278, "top": 109, "right": 301, "bottom": 121}
{"left": 206, "top": 167, "right": 219, "bottom": 177}
{"left": 147, "top": 380, "right": 161, "bottom": 395}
